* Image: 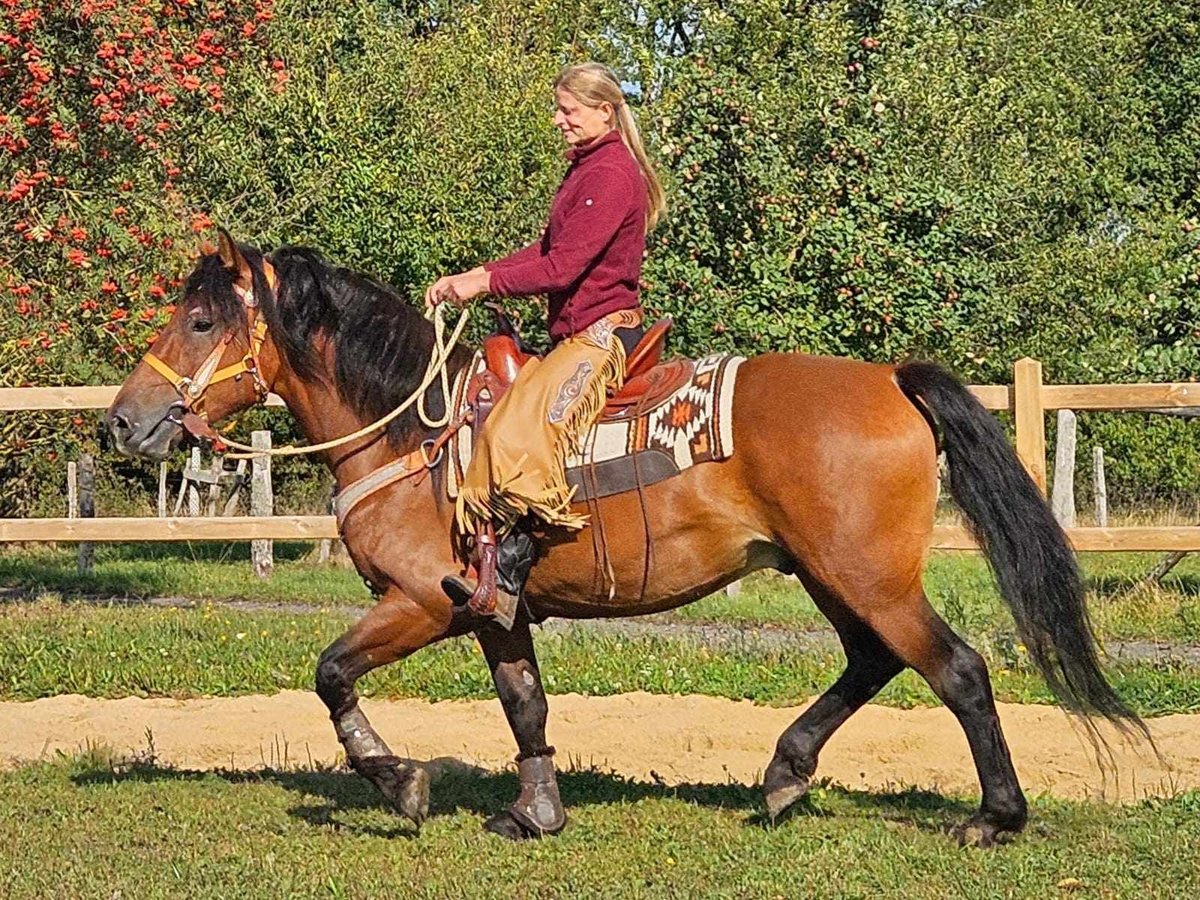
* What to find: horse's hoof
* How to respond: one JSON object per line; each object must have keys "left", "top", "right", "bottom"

{"left": 762, "top": 765, "right": 811, "bottom": 821}
{"left": 395, "top": 765, "right": 431, "bottom": 827}
{"left": 484, "top": 810, "right": 539, "bottom": 841}
{"left": 356, "top": 756, "right": 430, "bottom": 827}
{"left": 950, "top": 816, "right": 1018, "bottom": 849}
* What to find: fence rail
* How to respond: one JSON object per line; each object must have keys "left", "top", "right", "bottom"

{"left": 2, "top": 358, "right": 1197, "bottom": 553}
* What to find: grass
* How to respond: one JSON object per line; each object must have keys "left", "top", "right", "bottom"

{"left": 0, "top": 751, "right": 1197, "bottom": 899}
{"left": 0, "top": 542, "right": 373, "bottom": 607}
{"left": 4, "top": 545, "right": 1200, "bottom": 644}
{"left": 3, "top": 600, "right": 1200, "bottom": 716}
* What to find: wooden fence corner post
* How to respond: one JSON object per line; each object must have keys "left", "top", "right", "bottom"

{"left": 251, "top": 431, "right": 274, "bottom": 580}
{"left": 1013, "top": 357, "right": 1047, "bottom": 495}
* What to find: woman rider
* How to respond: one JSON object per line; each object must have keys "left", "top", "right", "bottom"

{"left": 425, "top": 62, "right": 667, "bottom": 628}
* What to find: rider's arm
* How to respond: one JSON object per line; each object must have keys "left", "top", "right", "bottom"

{"left": 485, "top": 232, "right": 546, "bottom": 273}
{"left": 486, "top": 165, "right": 638, "bottom": 297}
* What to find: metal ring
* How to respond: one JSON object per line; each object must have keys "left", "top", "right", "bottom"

{"left": 420, "top": 438, "right": 444, "bottom": 469}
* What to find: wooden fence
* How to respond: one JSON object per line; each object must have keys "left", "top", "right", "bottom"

{"left": 1, "top": 357, "right": 1198, "bottom": 552}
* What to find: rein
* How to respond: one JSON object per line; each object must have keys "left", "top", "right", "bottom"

{"left": 139, "top": 266, "right": 471, "bottom": 460}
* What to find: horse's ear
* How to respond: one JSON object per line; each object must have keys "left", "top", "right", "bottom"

{"left": 215, "top": 226, "right": 253, "bottom": 291}
{"left": 216, "top": 226, "right": 239, "bottom": 269}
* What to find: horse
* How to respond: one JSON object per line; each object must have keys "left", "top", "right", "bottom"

{"left": 107, "top": 231, "right": 1144, "bottom": 846}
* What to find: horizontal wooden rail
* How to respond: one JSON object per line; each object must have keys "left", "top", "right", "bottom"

{"left": 0, "top": 386, "right": 286, "bottom": 410}
{"left": 1040, "top": 382, "right": 1200, "bottom": 411}
{"left": 3, "top": 518, "right": 1200, "bottom": 551}
{"left": 0, "top": 516, "right": 338, "bottom": 542}
{"left": 931, "top": 525, "right": 1200, "bottom": 552}
{"left": 1, "top": 381, "right": 1198, "bottom": 414}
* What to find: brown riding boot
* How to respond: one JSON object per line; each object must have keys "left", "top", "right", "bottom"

{"left": 441, "top": 523, "right": 519, "bottom": 630}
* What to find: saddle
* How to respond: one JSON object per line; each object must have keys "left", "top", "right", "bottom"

{"left": 468, "top": 307, "right": 689, "bottom": 429}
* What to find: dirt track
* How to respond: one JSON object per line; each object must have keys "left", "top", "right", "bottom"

{"left": 2, "top": 691, "right": 1197, "bottom": 802}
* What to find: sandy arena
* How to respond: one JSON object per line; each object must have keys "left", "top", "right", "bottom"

{"left": 3, "top": 691, "right": 1199, "bottom": 802}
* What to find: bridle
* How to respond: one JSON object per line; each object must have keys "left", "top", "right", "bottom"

{"left": 140, "top": 270, "right": 275, "bottom": 445}
{"left": 135, "top": 257, "right": 472, "bottom": 462}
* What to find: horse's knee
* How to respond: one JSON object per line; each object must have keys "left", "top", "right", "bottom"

{"left": 315, "top": 643, "right": 355, "bottom": 717}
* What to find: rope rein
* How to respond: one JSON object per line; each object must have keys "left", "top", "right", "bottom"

{"left": 219, "top": 304, "right": 470, "bottom": 459}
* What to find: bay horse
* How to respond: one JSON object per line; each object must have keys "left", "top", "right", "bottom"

{"left": 107, "top": 233, "right": 1143, "bottom": 846}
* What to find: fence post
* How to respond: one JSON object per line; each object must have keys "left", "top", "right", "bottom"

{"left": 251, "top": 430, "right": 273, "bottom": 579}
{"left": 67, "top": 461, "right": 78, "bottom": 518}
{"left": 1013, "top": 357, "right": 1047, "bottom": 495}
{"left": 157, "top": 462, "right": 168, "bottom": 517}
{"left": 318, "top": 492, "right": 333, "bottom": 564}
{"left": 1093, "top": 446, "right": 1108, "bottom": 527}
{"left": 1051, "top": 409, "right": 1076, "bottom": 527}
{"left": 76, "top": 454, "right": 94, "bottom": 574}
{"left": 187, "top": 447, "right": 201, "bottom": 516}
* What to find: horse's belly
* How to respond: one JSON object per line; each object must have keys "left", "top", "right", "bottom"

{"left": 522, "top": 459, "right": 781, "bottom": 618}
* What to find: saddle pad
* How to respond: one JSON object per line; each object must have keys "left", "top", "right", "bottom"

{"left": 446, "top": 353, "right": 744, "bottom": 503}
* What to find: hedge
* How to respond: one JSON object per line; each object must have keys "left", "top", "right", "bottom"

{"left": 2, "top": 0, "right": 1197, "bottom": 515}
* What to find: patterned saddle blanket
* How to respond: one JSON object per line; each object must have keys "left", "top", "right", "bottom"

{"left": 447, "top": 353, "right": 745, "bottom": 502}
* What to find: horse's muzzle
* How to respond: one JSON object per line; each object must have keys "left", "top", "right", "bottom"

{"left": 107, "top": 400, "right": 184, "bottom": 460}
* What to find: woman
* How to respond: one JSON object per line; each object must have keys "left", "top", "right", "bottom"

{"left": 425, "top": 62, "right": 666, "bottom": 627}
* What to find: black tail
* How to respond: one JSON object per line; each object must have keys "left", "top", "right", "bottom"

{"left": 895, "top": 361, "right": 1146, "bottom": 741}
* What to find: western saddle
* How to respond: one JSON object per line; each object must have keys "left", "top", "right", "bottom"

{"left": 470, "top": 307, "right": 688, "bottom": 424}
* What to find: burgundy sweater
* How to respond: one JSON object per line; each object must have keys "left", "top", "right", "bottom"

{"left": 484, "top": 129, "right": 648, "bottom": 342}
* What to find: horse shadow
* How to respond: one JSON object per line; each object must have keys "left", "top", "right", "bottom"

{"left": 69, "top": 756, "right": 975, "bottom": 838}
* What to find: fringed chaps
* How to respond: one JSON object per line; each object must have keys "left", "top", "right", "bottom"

{"left": 455, "top": 315, "right": 629, "bottom": 536}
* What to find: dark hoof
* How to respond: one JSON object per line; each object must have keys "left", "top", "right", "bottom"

{"left": 950, "top": 815, "right": 1021, "bottom": 848}
{"left": 762, "top": 761, "right": 812, "bottom": 821}
{"left": 484, "top": 810, "right": 542, "bottom": 841}
{"left": 394, "top": 766, "right": 431, "bottom": 826}
{"left": 354, "top": 756, "right": 430, "bottom": 827}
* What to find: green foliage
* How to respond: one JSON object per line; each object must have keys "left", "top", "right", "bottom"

{"left": 3, "top": 0, "right": 1198, "bottom": 513}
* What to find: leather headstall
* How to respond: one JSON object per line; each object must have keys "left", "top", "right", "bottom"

{"left": 141, "top": 267, "right": 277, "bottom": 447}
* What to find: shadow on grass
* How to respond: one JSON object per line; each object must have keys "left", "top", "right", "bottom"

{"left": 1089, "top": 573, "right": 1200, "bottom": 601}
{"left": 69, "top": 758, "right": 976, "bottom": 837}
{"left": 0, "top": 541, "right": 323, "bottom": 600}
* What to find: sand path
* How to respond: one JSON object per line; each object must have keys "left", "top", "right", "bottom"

{"left": 2, "top": 691, "right": 1197, "bottom": 802}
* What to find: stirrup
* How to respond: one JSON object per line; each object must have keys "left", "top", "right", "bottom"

{"left": 441, "top": 526, "right": 518, "bottom": 630}
{"left": 441, "top": 576, "right": 518, "bottom": 631}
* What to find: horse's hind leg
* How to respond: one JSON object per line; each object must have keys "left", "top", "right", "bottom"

{"left": 763, "top": 605, "right": 903, "bottom": 819}
{"left": 315, "top": 590, "right": 464, "bottom": 828}
{"left": 475, "top": 621, "right": 566, "bottom": 839}
{"left": 862, "top": 591, "right": 1028, "bottom": 846}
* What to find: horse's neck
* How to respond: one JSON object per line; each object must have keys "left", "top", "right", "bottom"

{"left": 270, "top": 363, "right": 427, "bottom": 490}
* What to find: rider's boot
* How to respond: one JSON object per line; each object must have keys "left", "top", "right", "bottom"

{"left": 441, "top": 523, "right": 535, "bottom": 630}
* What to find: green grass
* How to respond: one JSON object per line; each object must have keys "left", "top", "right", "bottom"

{"left": 3, "top": 601, "right": 1200, "bottom": 716}
{"left": 0, "top": 543, "right": 373, "bottom": 607}
{"left": 681, "top": 553, "right": 1200, "bottom": 643}
{"left": 1, "top": 752, "right": 1197, "bottom": 898}
{"left": 4, "top": 546, "right": 1200, "bottom": 643}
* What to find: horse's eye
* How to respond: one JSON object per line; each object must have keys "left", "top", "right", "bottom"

{"left": 192, "top": 319, "right": 214, "bottom": 334}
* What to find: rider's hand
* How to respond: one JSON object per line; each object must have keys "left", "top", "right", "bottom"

{"left": 424, "top": 268, "right": 491, "bottom": 311}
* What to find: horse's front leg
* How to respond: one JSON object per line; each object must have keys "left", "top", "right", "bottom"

{"left": 315, "top": 589, "right": 466, "bottom": 828}
{"left": 476, "top": 621, "right": 567, "bottom": 839}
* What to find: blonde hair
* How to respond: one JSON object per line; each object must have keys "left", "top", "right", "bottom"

{"left": 554, "top": 62, "right": 667, "bottom": 230}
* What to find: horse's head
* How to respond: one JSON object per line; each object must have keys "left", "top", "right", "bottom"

{"left": 107, "top": 229, "right": 278, "bottom": 460}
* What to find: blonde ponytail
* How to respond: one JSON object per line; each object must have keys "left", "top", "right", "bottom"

{"left": 554, "top": 63, "right": 667, "bottom": 230}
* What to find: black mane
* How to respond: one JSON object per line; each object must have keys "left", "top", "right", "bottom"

{"left": 192, "top": 245, "right": 474, "bottom": 448}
